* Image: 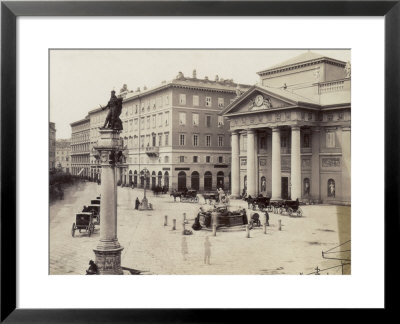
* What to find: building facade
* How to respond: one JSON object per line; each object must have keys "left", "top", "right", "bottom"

{"left": 223, "top": 52, "right": 351, "bottom": 205}
{"left": 49, "top": 122, "right": 56, "bottom": 170}
{"left": 70, "top": 117, "right": 91, "bottom": 177}
{"left": 55, "top": 139, "right": 71, "bottom": 173}
{"left": 88, "top": 72, "right": 249, "bottom": 192}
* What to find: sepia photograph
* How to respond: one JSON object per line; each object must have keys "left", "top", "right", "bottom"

{"left": 49, "top": 49, "right": 351, "bottom": 276}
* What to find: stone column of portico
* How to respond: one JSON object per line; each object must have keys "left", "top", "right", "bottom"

{"left": 341, "top": 126, "right": 351, "bottom": 204}
{"left": 311, "top": 127, "right": 321, "bottom": 202}
{"left": 93, "top": 129, "right": 124, "bottom": 275}
{"left": 230, "top": 131, "right": 240, "bottom": 198}
{"left": 246, "top": 130, "right": 256, "bottom": 197}
{"left": 291, "top": 126, "right": 301, "bottom": 200}
{"left": 271, "top": 127, "right": 282, "bottom": 200}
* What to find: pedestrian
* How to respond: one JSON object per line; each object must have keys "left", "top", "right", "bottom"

{"left": 264, "top": 210, "right": 270, "bottom": 226}
{"left": 86, "top": 260, "right": 98, "bottom": 275}
{"left": 135, "top": 197, "right": 140, "bottom": 210}
{"left": 204, "top": 237, "right": 211, "bottom": 265}
{"left": 181, "top": 236, "right": 188, "bottom": 261}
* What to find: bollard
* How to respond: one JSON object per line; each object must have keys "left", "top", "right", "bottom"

{"left": 263, "top": 223, "right": 267, "bottom": 234}
{"left": 182, "top": 222, "right": 186, "bottom": 235}
{"left": 164, "top": 215, "right": 168, "bottom": 226}
{"left": 212, "top": 224, "right": 217, "bottom": 236}
{"left": 172, "top": 219, "right": 176, "bottom": 230}
{"left": 278, "top": 219, "right": 282, "bottom": 231}
{"left": 246, "top": 225, "right": 250, "bottom": 238}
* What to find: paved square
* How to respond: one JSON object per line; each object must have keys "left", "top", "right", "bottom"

{"left": 50, "top": 182, "right": 350, "bottom": 275}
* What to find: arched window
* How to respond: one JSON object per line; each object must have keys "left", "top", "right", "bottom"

{"left": 140, "top": 170, "right": 144, "bottom": 188}
{"left": 327, "top": 179, "right": 335, "bottom": 198}
{"left": 204, "top": 171, "right": 213, "bottom": 191}
{"left": 217, "top": 171, "right": 224, "bottom": 190}
{"left": 164, "top": 171, "right": 169, "bottom": 189}
{"left": 151, "top": 171, "right": 156, "bottom": 189}
{"left": 191, "top": 171, "right": 200, "bottom": 191}
{"left": 133, "top": 170, "right": 137, "bottom": 187}
{"left": 158, "top": 171, "right": 162, "bottom": 187}
{"left": 260, "top": 176, "right": 266, "bottom": 192}
{"left": 129, "top": 170, "right": 133, "bottom": 185}
{"left": 304, "top": 178, "right": 310, "bottom": 196}
{"left": 178, "top": 171, "right": 187, "bottom": 191}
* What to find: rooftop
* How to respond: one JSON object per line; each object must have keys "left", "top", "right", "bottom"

{"left": 257, "top": 51, "right": 346, "bottom": 75}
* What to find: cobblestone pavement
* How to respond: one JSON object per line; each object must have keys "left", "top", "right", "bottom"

{"left": 50, "top": 182, "right": 351, "bottom": 275}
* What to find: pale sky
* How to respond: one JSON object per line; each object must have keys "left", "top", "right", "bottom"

{"left": 50, "top": 49, "right": 350, "bottom": 139}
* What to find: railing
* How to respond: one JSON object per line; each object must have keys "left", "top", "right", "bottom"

{"left": 318, "top": 80, "right": 345, "bottom": 94}
{"left": 145, "top": 146, "right": 159, "bottom": 153}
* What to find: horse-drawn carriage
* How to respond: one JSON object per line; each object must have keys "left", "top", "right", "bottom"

{"left": 152, "top": 186, "right": 169, "bottom": 196}
{"left": 202, "top": 192, "right": 220, "bottom": 204}
{"left": 87, "top": 204, "right": 100, "bottom": 225}
{"left": 170, "top": 189, "right": 199, "bottom": 203}
{"left": 246, "top": 196, "right": 271, "bottom": 211}
{"left": 278, "top": 199, "right": 303, "bottom": 217}
{"left": 71, "top": 212, "right": 95, "bottom": 237}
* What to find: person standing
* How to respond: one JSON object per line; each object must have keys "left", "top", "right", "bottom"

{"left": 135, "top": 197, "right": 140, "bottom": 210}
{"left": 204, "top": 236, "right": 211, "bottom": 265}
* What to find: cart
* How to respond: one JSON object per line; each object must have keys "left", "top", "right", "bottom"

{"left": 71, "top": 212, "right": 95, "bottom": 237}
{"left": 279, "top": 200, "right": 303, "bottom": 217}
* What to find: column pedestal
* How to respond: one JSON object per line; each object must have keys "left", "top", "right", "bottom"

{"left": 93, "top": 129, "right": 124, "bottom": 275}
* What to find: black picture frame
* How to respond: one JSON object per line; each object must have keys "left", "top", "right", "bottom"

{"left": 1, "top": 0, "right": 399, "bottom": 322}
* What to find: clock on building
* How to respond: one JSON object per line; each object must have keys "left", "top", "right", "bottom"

{"left": 255, "top": 95, "right": 264, "bottom": 106}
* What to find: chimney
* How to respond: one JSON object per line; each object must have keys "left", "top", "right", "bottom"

{"left": 192, "top": 69, "right": 197, "bottom": 79}
{"left": 215, "top": 75, "right": 219, "bottom": 81}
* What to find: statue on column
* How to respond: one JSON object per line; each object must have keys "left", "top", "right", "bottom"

{"left": 101, "top": 90, "right": 123, "bottom": 131}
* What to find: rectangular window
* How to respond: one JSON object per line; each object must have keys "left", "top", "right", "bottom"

{"left": 206, "top": 135, "right": 211, "bottom": 147}
{"left": 193, "top": 134, "right": 199, "bottom": 146}
{"left": 218, "top": 98, "right": 224, "bottom": 108}
{"left": 193, "top": 95, "right": 199, "bottom": 106}
{"left": 146, "top": 116, "right": 150, "bottom": 129}
{"left": 165, "top": 112, "right": 169, "bottom": 126}
{"left": 218, "top": 136, "right": 223, "bottom": 147}
{"left": 180, "top": 156, "right": 185, "bottom": 163}
{"left": 129, "top": 120, "right": 133, "bottom": 132}
{"left": 165, "top": 95, "right": 169, "bottom": 105}
{"left": 205, "top": 97, "right": 212, "bottom": 107}
{"left": 218, "top": 116, "right": 224, "bottom": 126}
{"left": 158, "top": 134, "right": 162, "bottom": 147}
{"left": 206, "top": 156, "right": 211, "bottom": 163}
{"left": 140, "top": 135, "right": 144, "bottom": 147}
{"left": 179, "top": 94, "right": 186, "bottom": 105}
{"left": 326, "top": 131, "right": 335, "bottom": 148}
{"left": 179, "top": 134, "right": 186, "bottom": 146}
{"left": 193, "top": 156, "right": 198, "bottom": 163}
{"left": 192, "top": 113, "right": 199, "bottom": 126}
{"left": 179, "top": 112, "right": 186, "bottom": 125}
{"left": 303, "top": 134, "right": 311, "bottom": 148}
{"left": 165, "top": 133, "right": 169, "bottom": 146}
{"left": 260, "top": 136, "right": 266, "bottom": 149}
{"left": 218, "top": 156, "right": 223, "bottom": 163}
{"left": 158, "top": 113, "right": 162, "bottom": 127}
{"left": 134, "top": 118, "right": 138, "bottom": 130}
{"left": 206, "top": 115, "right": 212, "bottom": 127}
{"left": 140, "top": 117, "right": 145, "bottom": 130}
{"left": 152, "top": 115, "right": 156, "bottom": 128}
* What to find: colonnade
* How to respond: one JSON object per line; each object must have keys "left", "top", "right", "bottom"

{"left": 231, "top": 126, "right": 302, "bottom": 200}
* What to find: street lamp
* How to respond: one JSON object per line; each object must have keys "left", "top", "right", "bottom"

{"left": 139, "top": 167, "right": 152, "bottom": 210}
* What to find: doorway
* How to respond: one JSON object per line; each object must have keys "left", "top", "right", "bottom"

{"left": 281, "top": 177, "right": 289, "bottom": 199}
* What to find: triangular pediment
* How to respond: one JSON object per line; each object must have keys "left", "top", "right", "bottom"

{"left": 222, "top": 86, "right": 298, "bottom": 116}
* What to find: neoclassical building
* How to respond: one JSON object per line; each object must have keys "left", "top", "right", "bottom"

{"left": 222, "top": 52, "right": 351, "bottom": 204}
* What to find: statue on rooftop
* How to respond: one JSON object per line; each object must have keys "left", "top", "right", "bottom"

{"left": 101, "top": 90, "right": 123, "bottom": 131}
{"left": 345, "top": 61, "right": 351, "bottom": 78}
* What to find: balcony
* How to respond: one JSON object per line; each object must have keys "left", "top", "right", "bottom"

{"left": 145, "top": 146, "right": 159, "bottom": 157}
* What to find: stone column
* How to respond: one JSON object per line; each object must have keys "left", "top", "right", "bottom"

{"left": 231, "top": 131, "right": 240, "bottom": 198}
{"left": 271, "top": 127, "right": 281, "bottom": 200}
{"left": 291, "top": 126, "right": 301, "bottom": 200}
{"left": 247, "top": 130, "right": 256, "bottom": 197}
{"left": 93, "top": 129, "right": 124, "bottom": 275}
{"left": 311, "top": 127, "right": 321, "bottom": 201}
{"left": 341, "top": 126, "right": 351, "bottom": 204}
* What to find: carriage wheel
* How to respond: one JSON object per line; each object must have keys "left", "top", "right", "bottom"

{"left": 288, "top": 208, "right": 293, "bottom": 216}
{"left": 71, "top": 223, "right": 75, "bottom": 237}
{"left": 297, "top": 208, "right": 303, "bottom": 217}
